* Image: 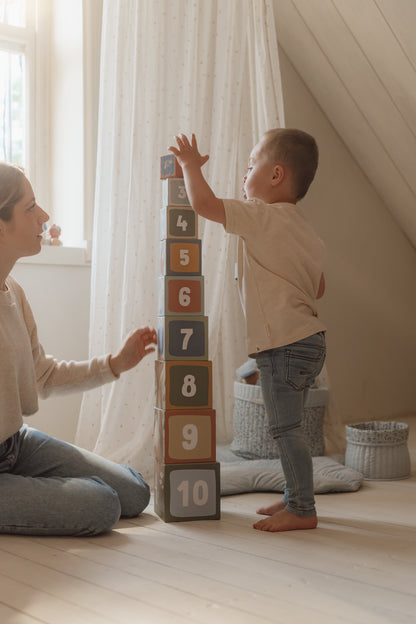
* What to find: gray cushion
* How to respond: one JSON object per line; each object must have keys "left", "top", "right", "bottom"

{"left": 217, "top": 445, "right": 363, "bottom": 496}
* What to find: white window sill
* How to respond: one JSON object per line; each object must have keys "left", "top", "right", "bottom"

{"left": 17, "top": 244, "right": 91, "bottom": 267}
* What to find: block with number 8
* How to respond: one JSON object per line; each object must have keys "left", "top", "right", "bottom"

{"left": 155, "top": 360, "right": 212, "bottom": 410}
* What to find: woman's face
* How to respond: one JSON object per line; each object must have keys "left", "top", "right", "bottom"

{"left": 0, "top": 177, "right": 49, "bottom": 259}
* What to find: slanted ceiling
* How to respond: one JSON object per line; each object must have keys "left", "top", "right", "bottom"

{"left": 273, "top": 0, "right": 416, "bottom": 248}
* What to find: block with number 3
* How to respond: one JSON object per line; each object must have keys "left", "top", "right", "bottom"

{"left": 162, "top": 178, "right": 191, "bottom": 206}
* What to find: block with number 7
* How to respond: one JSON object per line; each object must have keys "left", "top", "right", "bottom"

{"left": 158, "top": 315, "right": 208, "bottom": 361}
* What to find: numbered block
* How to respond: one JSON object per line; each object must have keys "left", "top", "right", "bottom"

{"left": 158, "top": 315, "right": 208, "bottom": 361}
{"left": 160, "top": 205, "right": 197, "bottom": 240}
{"left": 160, "top": 154, "right": 183, "bottom": 179}
{"left": 155, "top": 360, "right": 212, "bottom": 409}
{"left": 154, "top": 460, "right": 220, "bottom": 522}
{"left": 158, "top": 276, "right": 204, "bottom": 316}
{"left": 160, "top": 239, "right": 201, "bottom": 276}
{"left": 162, "top": 178, "right": 191, "bottom": 206}
{"left": 154, "top": 408, "right": 216, "bottom": 464}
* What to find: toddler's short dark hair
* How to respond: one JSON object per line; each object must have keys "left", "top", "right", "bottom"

{"left": 263, "top": 128, "right": 319, "bottom": 200}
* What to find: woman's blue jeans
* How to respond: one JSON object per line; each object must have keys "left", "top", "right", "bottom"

{"left": 0, "top": 426, "right": 150, "bottom": 536}
{"left": 256, "top": 332, "right": 326, "bottom": 517}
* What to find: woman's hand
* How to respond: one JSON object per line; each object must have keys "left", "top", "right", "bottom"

{"left": 109, "top": 326, "right": 157, "bottom": 376}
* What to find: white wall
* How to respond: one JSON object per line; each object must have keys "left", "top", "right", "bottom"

{"left": 279, "top": 49, "right": 416, "bottom": 439}
{"left": 12, "top": 248, "right": 91, "bottom": 443}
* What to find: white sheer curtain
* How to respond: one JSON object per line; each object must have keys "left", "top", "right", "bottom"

{"left": 76, "top": 0, "right": 284, "bottom": 483}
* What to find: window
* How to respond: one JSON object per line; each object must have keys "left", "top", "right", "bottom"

{"left": 0, "top": 0, "right": 35, "bottom": 170}
{"left": 0, "top": 0, "right": 103, "bottom": 251}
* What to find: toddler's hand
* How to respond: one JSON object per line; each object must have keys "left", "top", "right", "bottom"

{"left": 168, "top": 133, "right": 209, "bottom": 170}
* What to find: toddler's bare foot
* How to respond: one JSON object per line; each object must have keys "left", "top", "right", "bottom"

{"left": 253, "top": 509, "right": 318, "bottom": 532}
{"left": 256, "top": 500, "right": 286, "bottom": 516}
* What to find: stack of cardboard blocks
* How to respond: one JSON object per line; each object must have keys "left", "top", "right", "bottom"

{"left": 154, "top": 154, "right": 220, "bottom": 522}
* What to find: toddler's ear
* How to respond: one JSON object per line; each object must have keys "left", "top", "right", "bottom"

{"left": 271, "top": 164, "right": 284, "bottom": 184}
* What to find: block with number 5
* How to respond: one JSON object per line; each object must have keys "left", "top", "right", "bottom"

{"left": 160, "top": 239, "right": 201, "bottom": 276}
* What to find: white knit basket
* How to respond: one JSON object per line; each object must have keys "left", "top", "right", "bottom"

{"left": 345, "top": 421, "right": 410, "bottom": 480}
{"left": 230, "top": 381, "right": 328, "bottom": 459}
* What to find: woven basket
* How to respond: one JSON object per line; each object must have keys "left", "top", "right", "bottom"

{"left": 345, "top": 421, "right": 410, "bottom": 480}
{"left": 230, "top": 381, "right": 327, "bottom": 459}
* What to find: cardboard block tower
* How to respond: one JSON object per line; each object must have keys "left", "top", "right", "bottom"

{"left": 154, "top": 154, "right": 220, "bottom": 522}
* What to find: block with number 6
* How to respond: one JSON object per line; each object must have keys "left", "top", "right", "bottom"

{"left": 158, "top": 276, "right": 204, "bottom": 316}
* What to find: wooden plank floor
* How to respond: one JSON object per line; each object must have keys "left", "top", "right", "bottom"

{"left": 1, "top": 425, "right": 415, "bottom": 624}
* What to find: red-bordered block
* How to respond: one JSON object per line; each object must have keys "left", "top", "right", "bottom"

{"left": 154, "top": 408, "right": 216, "bottom": 464}
{"left": 154, "top": 460, "right": 220, "bottom": 522}
{"left": 160, "top": 154, "right": 183, "bottom": 179}
{"left": 158, "top": 315, "right": 208, "bottom": 361}
{"left": 162, "top": 178, "right": 190, "bottom": 206}
{"left": 160, "top": 205, "right": 197, "bottom": 240}
{"left": 155, "top": 360, "right": 212, "bottom": 410}
{"left": 160, "top": 239, "right": 201, "bottom": 276}
{"left": 158, "top": 276, "right": 204, "bottom": 316}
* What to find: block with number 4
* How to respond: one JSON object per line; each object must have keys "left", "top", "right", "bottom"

{"left": 154, "top": 408, "right": 216, "bottom": 464}
{"left": 160, "top": 206, "right": 197, "bottom": 240}
{"left": 154, "top": 460, "right": 220, "bottom": 522}
{"left": 160, "top": 239, "right": 201, "bottom": 276}
{"left": 155, "top": 360, "right": 212, "bottom": 410}
{"left": 158, "top": 276, "right": 204, "bottom": 316}
{"left": 158, "top": 315, "right": 208, "bottom": 361}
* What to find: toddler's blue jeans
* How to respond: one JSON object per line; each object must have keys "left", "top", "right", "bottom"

{"left": 0, "top": 426, "right": 150, "bottom": 536}
{"left": 256, "top": 332, "right": 326, "bottom": 517}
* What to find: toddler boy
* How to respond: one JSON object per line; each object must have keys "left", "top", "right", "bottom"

{"left": 169, "top": 129, "right": 326, "bottom": 532}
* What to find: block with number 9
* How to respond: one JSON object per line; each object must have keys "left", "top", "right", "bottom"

{"left": 154, "top": 408, "right": 216, "bottom": 463}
